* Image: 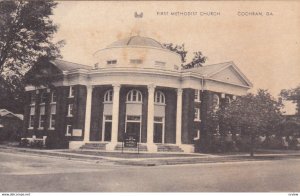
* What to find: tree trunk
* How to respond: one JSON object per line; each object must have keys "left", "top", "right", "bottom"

{"left": 250, "top": 133, "right": 254, "bottom": 157}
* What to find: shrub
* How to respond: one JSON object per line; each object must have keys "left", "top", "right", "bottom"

{"left": 31, "top": 139, "right": 44, "bottom": 148}
{"left": 19, "top": 138, "right": 29, "bottom": 147}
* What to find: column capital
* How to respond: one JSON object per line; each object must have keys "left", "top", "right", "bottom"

{"left": 147, "top": 84, "right": 156, "bottom": 91}
{"left": 176, "top": 88, "right": 183, "bottom": 95}
{"left": 112, "top": 83, "right": 121, "bottom": 90}
{"left": 86, "top": 85, "right": 94, "bottom": 90}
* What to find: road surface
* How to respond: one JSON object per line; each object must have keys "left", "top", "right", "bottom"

{"left": 0, "top": 150, "right": 299, "bottom": 192}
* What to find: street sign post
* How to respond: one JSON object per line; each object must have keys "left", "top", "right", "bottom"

{"left": 122, "top": 132, "right": 139, "bottom": 154}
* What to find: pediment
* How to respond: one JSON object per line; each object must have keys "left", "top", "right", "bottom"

{"left": 209, "top": 65, "right": 251, "bottom": 87}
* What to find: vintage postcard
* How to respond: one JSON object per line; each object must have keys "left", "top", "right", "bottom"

{"left": 0, "top": 0, "right": 299, "bottom": 194}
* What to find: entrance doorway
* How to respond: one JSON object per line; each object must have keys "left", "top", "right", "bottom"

{"left": 125, "top": 115, "right": 141, "bottom": 142}
{"left": 102, "top": 115, "right": 112, "bottom": 141}
{"left": 154, "top": 117, "right": 164, "bottom": 143}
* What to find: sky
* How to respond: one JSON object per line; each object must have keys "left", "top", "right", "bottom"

{"left": 52, "top": 1, "right": 300, "bottom": 97}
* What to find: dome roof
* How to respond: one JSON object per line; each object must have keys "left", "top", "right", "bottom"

{"left": 106, "top": 36, "right": 165, "bottom": 49}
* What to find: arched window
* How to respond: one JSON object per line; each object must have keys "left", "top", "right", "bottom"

{"left": 213, "top": 94, "right": 220, "bottom": 111}
{"left": 154, "top": 91, "right": 165, "bottom": 104}
{"left": 104, "top": 90, "right": 113, "bottom": 103}
{"left": 127, "top": 90, "right": 142, "bottom": 103}
{"left": 225, "top": 95, "right": 231, "bottom": 104}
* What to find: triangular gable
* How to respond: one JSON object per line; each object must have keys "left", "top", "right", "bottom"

{"left": 208, "top": 63, "right": 252, "bottom": 87}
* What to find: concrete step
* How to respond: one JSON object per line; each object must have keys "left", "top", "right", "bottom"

{"left": 114, "top": 144, "right": 148, "bottom": 152}
{"left": 156, "top": 144, "right": 184, "bottom": 152}
{"left": 80, "top": 143, "right": 108, "bottom": 150}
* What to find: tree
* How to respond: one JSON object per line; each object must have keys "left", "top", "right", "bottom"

{"left": 218, "top": 89, "right": 283, "bottom": 156}
{"left": 0, "top": 0, "right": 64, "bottom": 113}
{"left": 280, "top": 85, "right": 300, "bottom": 115}
{"left": 163, "top": 43, "right": 207, "bottom": 69}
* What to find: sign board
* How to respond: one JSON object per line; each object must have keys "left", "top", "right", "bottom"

{"left": 72, "top": 129, "right": 82, "bottom": 137}
{"left": 124, "top": 133, "right": 138, "bottom": 148}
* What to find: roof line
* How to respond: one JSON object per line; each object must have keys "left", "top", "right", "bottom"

{"left": 53, "top": 59, "right": 90, "bottom": 68}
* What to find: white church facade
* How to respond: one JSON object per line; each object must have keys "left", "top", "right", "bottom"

{"left": 23, "top": 36, "right": 252, "bottom": 153}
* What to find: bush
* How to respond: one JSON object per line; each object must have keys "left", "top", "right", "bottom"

{"left": 289, "top": 137, "right": 299, "bottom": 150}
{"left": 235, "top": 136, "right": 262, "bottom": 152}
{"left": 31, "top": 139, "right": 44, "bottom": 148}
{"left": 261, "top": 136, "right": 285, "bottom": 149}
{"left": 19, "top": 138, "right": 29, "bottom": 147}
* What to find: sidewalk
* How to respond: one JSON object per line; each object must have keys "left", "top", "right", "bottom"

{"left": 1, "top": 145, "right": 300, "bottom": 166}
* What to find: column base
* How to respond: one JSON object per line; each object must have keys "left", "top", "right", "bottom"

{"left": 179, "top": 144, "right": 195, "bottom": 153}
{"left": 147, "top": 143, "right": 158, "bottom": 153}
{"left": 106, "top": 142, "right": 118, "bottom": 151}
{"left": 69, "top": 141, "right": 85, "bottom": 149}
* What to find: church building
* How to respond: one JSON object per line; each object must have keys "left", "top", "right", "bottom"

{"left": 23, "top": 36, "right": 252, "bottom": 153}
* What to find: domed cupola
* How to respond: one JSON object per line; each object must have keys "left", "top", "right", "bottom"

{"left": 106, "top": 36, "right": 165, "bottom": 49}
{"left": 93, "top": 35, "right": 181, "bottom": 70}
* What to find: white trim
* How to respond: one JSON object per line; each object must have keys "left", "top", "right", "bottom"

{"left": 102, "top": 115, "right": 112, "bottom": 142}
{"left": 104, "top": 89, "right": 113, "bottom": 103}
{"left": 154, "top": 116, "right": 165, "bottom": 144}
{"left": 67, "top": 104, "right": 73, "bottom": 117}
{"left": 68, "top": 86, "right": 75, "bottom": 98}
{"left": 127, "top": 89, "right": 143, "bottom": 103}
{"left": 194, "top": 108, "right": 201, "bottom": 121}
{"left": 154, "top": 91, "right": 165, "bottom": 104}
{"left": 65, "top": 125, "right": 72, "bottom": 136}
{"left": 194, "top": 89, "right": 201, "bottom": 102}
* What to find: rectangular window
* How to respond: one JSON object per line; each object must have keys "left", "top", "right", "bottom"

{"left": 51, "top": 91, "right": 57, "bottom": 103}
{"left": 194, "top": 89, "right": 201, "bottom": 102}
{"left": 29, "top": 106, "right": 35, "bottom": 128}
{"left": 69, "top": 86, "right": 75, "bottom": 98}
{"left": 105, "top": 115, "right": 112, "bottom": 121}
{"left": 194, "top": 108, "right": 200, "bottom": 121}
{"left": 66, "top": 125, "right": 72, "bottom": 136}
{"left": 30, "top": 94, "right": 36, "bottom": 105}
{"left": 107, "top": 60, "right": 117, "bottom": 65}
{"left": 130, "top": 59, "right": 143, "bottom": 64}
{"left": 127, "top": 115, "right": 141, "bottom": 121}
{"left": 154, "top": 117, "right": 163, "bottom": 122}
{"left": 155, "top": 61, "right": 166, "bottom": 66}
{"left": 67, "top": 104, "right": 73, "bottom": 117}
{"left": 49, "top": 104, "right": 56, "bottom": 129}
{"left": 39, "top": 105, "right": 45, "bottom": 129}
{"left": 29, "top": 115, "right": 35, "bottom": 128}
{"left": 40, "top": 92, "right": 47, "bottom": 104}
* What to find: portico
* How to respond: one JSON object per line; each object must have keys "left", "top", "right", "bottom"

{"left": 80, "top": 83, "right": 184, "bottom": 152}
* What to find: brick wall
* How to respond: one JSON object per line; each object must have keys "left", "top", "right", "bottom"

{"left": 164, "top": 88, "right": 176, "bottom": 144}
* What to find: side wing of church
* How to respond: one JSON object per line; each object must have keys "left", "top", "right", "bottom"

{"left": 22, "top": 36, "right": 252, "bottom": 153}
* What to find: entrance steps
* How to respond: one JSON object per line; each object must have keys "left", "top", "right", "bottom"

{"left": 77, "top": 142, "right": 188, "bottom": 153}
{"left": 156, "top": 144, "right": 184, "bottom": 152}
{"left": 114, "top": 143, "right": 148, "bottom": 152}
{"left": 80, "top": 142, "right": 108, "bottom": 150}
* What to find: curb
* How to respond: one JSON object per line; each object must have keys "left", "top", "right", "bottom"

{"left": 1, "top": 145, "right": 300, "bottom": 167}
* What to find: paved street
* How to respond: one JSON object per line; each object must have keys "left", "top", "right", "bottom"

{"left": 0, "top": 150, "right": 300, "bottom": 192}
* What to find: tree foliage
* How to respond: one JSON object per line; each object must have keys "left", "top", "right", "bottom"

{"left": 163, "top": 43, "right": 207, "bottom": 69}
{"left": 280, "top": 85, "right": 300, "bottom": 115}
{"left": 0, "top": 0, "right": 63, "bottom": 77}
{"left": 217, "top": 89, "right": 283, "bottom": 156}
{"left": 0, "top": 0, "right": 63, "bottom": 113}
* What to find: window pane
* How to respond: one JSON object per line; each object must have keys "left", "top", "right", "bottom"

{"left": 40, "top": 105, "right": 45, "bottom": 115}
{"left": 127, "top": 115, "right": 141, "bottom": 121}
{"left": 51, "top": 104, "right": 56, "bottom": 114}
{"left": 154, "top": 117, "right": 163, "bottom": 122}
{"left": 30, "top": 106, "right": 35, "bottom": 115}
{"left": 105, "top": 115, "right": 112, "bottom": 121}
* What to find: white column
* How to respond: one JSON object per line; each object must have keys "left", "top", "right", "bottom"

{"left": 176, "top": 88, "right": 183, "bottom": 145}
{"left": 147, "top": 84, "right": 155, "bottom": 144}
{"left": 84, "top": 85, "right": 93, "bottom": 142}
{"left": 111, "top": 84, "right": 121, "bottom": 144}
